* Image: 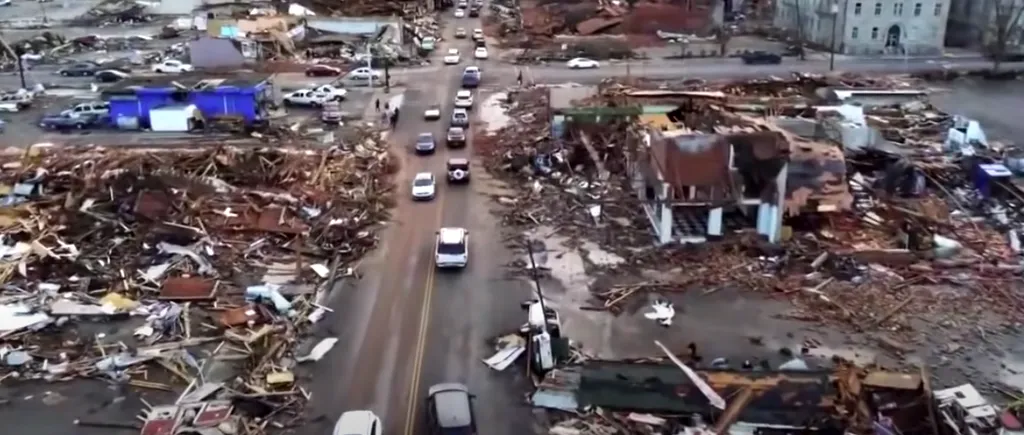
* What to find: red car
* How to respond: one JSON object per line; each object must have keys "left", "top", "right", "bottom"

{"left": 305, "top": 65, "right": 342, "bottom": 77}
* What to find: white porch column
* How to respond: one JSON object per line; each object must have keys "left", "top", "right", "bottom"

{"left": 707, "top": 207, "right": 723, "bottom": 237}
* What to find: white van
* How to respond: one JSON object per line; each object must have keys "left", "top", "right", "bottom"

{"left": 333, "top": 410, "right": 381, "bottom": 435}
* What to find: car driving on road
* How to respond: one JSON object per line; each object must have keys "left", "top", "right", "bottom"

{"left": 451, "top": 108, "right": 469, "bottom": 127}
{"left": 454, "top": 90, "right": 474, "bottom": 109}
{"left": 567, "top": 57, "right": 600, "bottom": 69}
{"left": 426, "top": 383, "right": 477, "bottom": 431}
{"left": 152, "top": 59, "right": 193, "bottom": 73}
{"left": 424, "top": 104, "right": 442, "bottom": 120}
{"left": 447, "top": 158, "right": 470, "bottom": 183}
{"left": 434, "top": 230, "right": 469, "bottom": 268}
{"left": 444, "top": 48, "right": 461, "bottom": 65}
{"left": 473, "top": 46, "right": 488, "bottom": 59}
{"left": 57, "top": 63, "right": 98, "bottom": 76}
{"left": 411, "top": 172, "right": 437, "bottom": 200}
{"left": 95, "top": 69, "right": 131, "bottom": 82}
{"left": 415, "top": 132, "right": 437, "bottom": 154}
{"left": 741, "top": 51, "right": 783, "bottom": 65}
{"left": 454, "top": 27, "right": 467, "bottom": 38}
{"left": 447, "top": 126, "right": 466, "bottom": 148}
{"left": 305, "top": 64, "right": 342, "bottom": 77}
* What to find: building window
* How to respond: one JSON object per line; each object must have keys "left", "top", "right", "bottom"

{"left": 852, "top": 26, "right": 859, "bottom": 38}
{"left": 874, "top": 2, "right": 882, "bottom": 15}
{"left": 871, "top": 27, "right": 879, "bottom": 39}
{"left": 854, "top": 2, "right": 862, "bottom": 14}
{"left": 914, "top": 2, "right": 922, "bottom": 15}
{"left": 893, "top": 2, "right": 903, "bottom": 15}
{"left": 934, "top": 2, "right": 942, "bottom": 15}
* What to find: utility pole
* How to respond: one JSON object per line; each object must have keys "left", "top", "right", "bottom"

{"left": 828, "top": 2, "right": 839, "bottom": 71}
{"left": 365, "top": 42, "right": 373, "bottom": 90}
{"left": 525, "top": 239, "right": 549, "bottom": 325}
{"left": 0, "top": 32, "right": 26, "bottom": 89}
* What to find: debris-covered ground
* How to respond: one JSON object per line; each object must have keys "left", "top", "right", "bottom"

{"left": 475, "top": 74, "right": 1024, "bottom": 434}
{"left": 0, "top": 141, "right": 395, "bottom": 433}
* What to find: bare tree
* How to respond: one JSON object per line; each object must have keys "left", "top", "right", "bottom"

{"left": 790, "top": 0, "right": 808, "bottom": 60}
{"left": 983, "top": 0, "right": 1024, "bottom": 71}
{"left": 713, "top": 26, "right": 733, "bottom": 56}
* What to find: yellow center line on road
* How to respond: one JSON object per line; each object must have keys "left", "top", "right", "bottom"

{"left": 403, "top": 184, "right": 446, "bottom": 435}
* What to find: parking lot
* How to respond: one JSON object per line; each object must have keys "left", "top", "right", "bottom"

{"left": 0, "top": 76, "right": 382, "bottom": 147}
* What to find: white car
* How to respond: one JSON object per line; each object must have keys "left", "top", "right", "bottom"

{"left": 454, "top": 90, "right": 473, "bottom": 108}
{"left": 62, "top": 101, "right": 109, "bottom": 118}
{"left": 0, "top": 93, "right": 31, "bottom": 112}
{"left": 444, "top": 48, "right": 461, "bottom": 65}
{"left": 567, "top": 57, "right": 600, "bottom": 69}
{"left": 334, "top": 410, "right": 382, "bottom": 435}
{"left": 311, "top": 84, "right": 348, "bottom": 101}
{"left": 472, "top": 28, "right": 484, "bottom": 41}
{"left": 348, "top": 67, "right": 382, "bottom": 81}
{"left": 283, "top": 89, "right": 328, "bottom": 106}
{"left": 411, "top": 172, "right": 436, "bottom": 200}
{"left": 474, "top": 47, "right": 488, "bottom": 59}
{"left": 424, "top": 105, "right": 441, "bottom": 120}
{"left": 152, "top": 60, "right": 193, "bottom": 73}
{"left": 454, "top": 8, "right": 465, "bottom": 17}
{"left": 435, "top": 227, "right": 469, "bottom": 268}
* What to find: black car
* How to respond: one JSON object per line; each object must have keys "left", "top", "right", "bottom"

{"left": 741, "top": 51, "right": 782, "bottom": 65}
{"left": 57, "top": 63, "right": 98, "bottom": 76}
{"left": 468, "top": 7, "right": 480, "bottom": 17}
{"left": 95, "top": 70, "right": 130, "bottom": 83}
{"left": 38, "top": 113, "right": 100, "bottom": 130}
{"left": 446, "top": 126, "right": 466, "bottom": 148}
{"left": 305, "top": 64, "right": 342, "bottom": 77}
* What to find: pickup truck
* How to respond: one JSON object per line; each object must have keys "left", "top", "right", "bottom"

{"left": 311, "top": 84, "right": 348, "bottom": 101}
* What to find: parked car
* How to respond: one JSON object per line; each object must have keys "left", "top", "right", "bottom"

{"left": 0, "top": 119, "right": 6, "bottom": 133}
{"left": 741, "top": 51, "right": 782, "bottom": 65}
{"left": 283, "top": 89, "right": 328, "bottom": 107}
{"left": 95, "top": 69, "right": 131, "bottom": 83}
{"left": 0, "top": 93, "right": 32, "bottom": 112}
{"left": 348, "top": 67, "right": 382, "bottom": 81}
{"left": 420, "top": 36, "right": 437, "bottom": 52}
{"left": 61, "top": 101, "right": 109, "bottom": 118}
{"left": 567, "top": 57, "right": 600, "bottom": 69}
{"left": 39, "top": 113, "right": 101, "bottom": 130}
{"left": 152, "top": 59, "right": 193, "bottom": 73}
{"left": 305, "top": 64, "right": 342, "bottom": 77}
{"left": 444, "top": 48, "right": 461, "bottom": 65}
{"left": 426, "top": 383, "right": 477, "bottom": 434}
{"left": 57, "top": 63, "right": 98, "bottom": 76}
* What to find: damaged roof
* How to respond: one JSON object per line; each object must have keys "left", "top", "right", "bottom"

{"left": 577, "top": 361, "right": 838, "bottom": 427}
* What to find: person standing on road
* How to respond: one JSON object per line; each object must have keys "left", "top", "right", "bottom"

{"left": 517, "top": 70, "right": 523, "bottom": 87}
{"left": 375, "top": 99, "right": 380, "bottom": 112}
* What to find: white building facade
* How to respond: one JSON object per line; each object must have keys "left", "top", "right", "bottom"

{"left": 775, "top": 0, "right": 952, "bottom": 55}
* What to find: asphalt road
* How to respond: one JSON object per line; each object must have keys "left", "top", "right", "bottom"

{"left": 310, "top": 8, "right": 534, "bottom": 435}
{"left": 6, "top": 56, "right": 1022, "bottom": 94}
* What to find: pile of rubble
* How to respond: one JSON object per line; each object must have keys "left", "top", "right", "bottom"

{"left": 480, "top": 75, "right": 1024, "bottom": 357}
{"left": 0, "top": 143, "right": 395, "bottom": 431}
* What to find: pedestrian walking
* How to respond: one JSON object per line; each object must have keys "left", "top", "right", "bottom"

{"left": 375, "top": 99, "right": 380, "bottom": 112}
{"left": 393, "top": 107, "right": 400, "bottom": 123}
{"left": 390, "top": 112, "right": 398, "bottom": 129}
{"left": 517, "top": 70, "right": 523, "bottom": 87}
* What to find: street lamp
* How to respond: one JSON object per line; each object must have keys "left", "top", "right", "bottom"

{"left": 828, "top": 2, "right": 839, "bottom": 71}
